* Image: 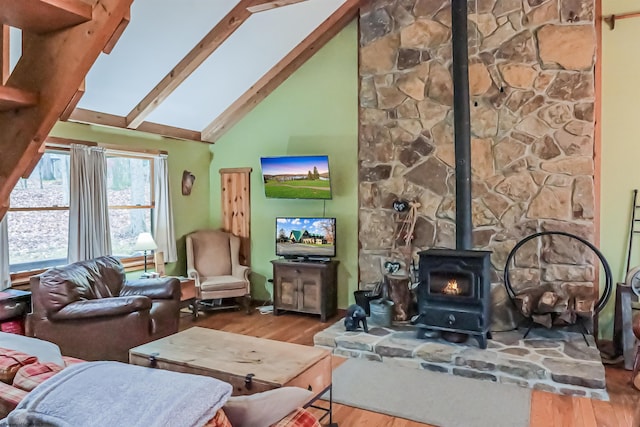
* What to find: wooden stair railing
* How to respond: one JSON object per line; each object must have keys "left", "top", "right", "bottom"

{"left": 0, "top": 0, "right": 133, "bottom": 221}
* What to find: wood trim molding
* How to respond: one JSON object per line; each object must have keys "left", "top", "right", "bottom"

{"left": 125, "top": 1, "right": 253, "bottom": 129}
{"left": 68, "top": 108, "right": 205, "bottom": 142}
{"left": 201, "top": 0, "right": 361, "bottom": 143}
{"left": 247, "top": 0, "right": 308, "bottom": 13}
{"left": 59, "top": 79, "right": 85, "bottom": 121}
{"left": 103, "top": 9, "right": 130, "bottom": 54}
{"left": 0, "top": 25, "right": 8, "bottom": 84}
{"left": 219, "top": 167, "right": 253, "bottom": 174}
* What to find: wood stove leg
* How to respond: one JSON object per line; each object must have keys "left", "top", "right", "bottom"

{"left": 477, "top": 332, "right": 488, "bottom": 349}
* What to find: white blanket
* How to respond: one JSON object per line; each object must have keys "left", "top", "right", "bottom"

{"left": 0, "top": 361, "right": 232, "bottom": 427}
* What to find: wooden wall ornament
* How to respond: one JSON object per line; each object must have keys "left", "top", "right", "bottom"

{"left": 220, "top": 167, "right": 252, "bottom": 266}
{"left": 182, "top": 170, "right": 195, "bottom": 195}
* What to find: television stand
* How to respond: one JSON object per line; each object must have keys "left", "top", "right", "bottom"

{"left": 271, "top": 259, "right": 339, "bottom": 322}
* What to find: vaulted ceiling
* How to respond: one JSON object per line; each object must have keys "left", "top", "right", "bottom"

{"left": 61, "top": 0, "right": 359, "bottom": 143}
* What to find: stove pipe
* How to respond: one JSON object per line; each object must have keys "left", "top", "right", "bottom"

{"left": 451, "top": 0, "right": 472, "bottom": 251}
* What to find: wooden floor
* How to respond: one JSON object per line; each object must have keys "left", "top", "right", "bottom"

{"left": 179, "top": 309, "right": 640, "bottom": 427}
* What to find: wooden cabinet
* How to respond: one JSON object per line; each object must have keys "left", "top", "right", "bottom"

{"left": 271, "top": 260, "right": 338, "bottom": 322}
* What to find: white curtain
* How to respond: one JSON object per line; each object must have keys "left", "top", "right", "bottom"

{"left": 0, "top": 216, "right": 10, "bottom": 290}
{"left": 153, "top": 154, "right": 177, "bottom": 263}
{"left": 68, "top": 144, "right": 112, "bottom": 263}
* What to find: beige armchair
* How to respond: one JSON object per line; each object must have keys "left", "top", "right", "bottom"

{"left": 186, "top": 229, "right": 251, "bottom": 313}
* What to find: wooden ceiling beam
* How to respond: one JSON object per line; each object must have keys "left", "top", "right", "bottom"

{"left": 0, "top": 25, "right": 8, "bottom": 84}
{"left": 0, "top": 0, "right": 92, "bottom": 34}
{"left": 0, "top": 0, "right": 133, "bottom": 205}
{"left": 247, "top": 0, "right": 308, "bottom": 13}
{"left": 125, "top": 0, "right": 254, "bottom": 130}
{"left": 202, "top": 0, "right": 360, "bottom": 143}
{"left": 69, "top": 108, "right": 206, "bottom": 143}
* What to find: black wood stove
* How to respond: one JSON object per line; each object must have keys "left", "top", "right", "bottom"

{"left": 413, "top": 0, "right": 492, "bottom": 349}
{"left": 416, "top": 249, "right": 492, "bottom": 348}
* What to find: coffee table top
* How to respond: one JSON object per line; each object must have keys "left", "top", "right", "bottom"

{"left": 129, "top": 327, "right": 330, "bottom": 387}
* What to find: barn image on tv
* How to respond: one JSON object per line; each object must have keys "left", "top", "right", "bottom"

{"left": 261, "top": 156, "right": 331, "bottom": 199}
{"left": 276, "top": 218, "right": 335, "bottom": 258}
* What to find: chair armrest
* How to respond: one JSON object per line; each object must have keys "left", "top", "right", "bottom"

{"left": 232, "top": 265, "right": 251, "bottom": 282}
{"left": 188, "top": 269, "right": 200, "bottom": 286}
{"left": 49, "top": 297, "right": 151, "bottom": 321}
{"left": 121, "top": 277, "right": 181, "bottom": 300}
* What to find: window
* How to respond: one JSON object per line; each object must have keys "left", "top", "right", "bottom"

{"left": 7, "top": 148, "right": 154, "bottom": 273}
{"left": 106, "top": 155, "right": 153, "bottom": 257}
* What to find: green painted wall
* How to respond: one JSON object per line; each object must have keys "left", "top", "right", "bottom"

{"left": 50, "top": 121, "right": 212, "bottom": 277}
{"left": 210, "top": 22, "right": 359, "bottom": 308}
{"left": 600, "top": 1, "right": 640, "bottom": 339}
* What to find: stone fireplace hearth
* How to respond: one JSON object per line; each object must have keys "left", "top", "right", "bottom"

{"left": 314, "top": 319, "right": 608, "bottom": 400}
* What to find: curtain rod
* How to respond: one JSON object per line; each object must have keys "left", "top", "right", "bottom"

{"left": 604, "top": 11, "right": 640, "bottom": 30}
{"left": 45, "top": 136, "right": 168, "bottom": 156}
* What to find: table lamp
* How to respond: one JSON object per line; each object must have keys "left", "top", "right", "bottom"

{"left": 133, "top": 232, "right": 157, "bottom": 272}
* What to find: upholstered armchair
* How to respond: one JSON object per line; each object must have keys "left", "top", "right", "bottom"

{"left": 186, "top": 229, "right": 251, "bottom": 313}
{"left": 29, "top": 256, "right": 181, "bottom": 362}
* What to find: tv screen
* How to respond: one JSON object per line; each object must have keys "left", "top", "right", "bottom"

{"left": 276, "top": 217, "right": 336, "bottom": 259}
{"left": 260, "top": 155, "right": 332, "bottom": 199}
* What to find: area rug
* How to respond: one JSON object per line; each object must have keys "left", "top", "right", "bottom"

{"left": 326, "top": 358, "right": 531, "bottom": 427}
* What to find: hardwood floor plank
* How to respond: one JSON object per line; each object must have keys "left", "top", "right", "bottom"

{"left": 180, "top": 310, "right": 640, "bottom": 427}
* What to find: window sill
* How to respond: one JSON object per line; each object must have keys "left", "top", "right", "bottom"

{"left": 9, "top": 255, "right": 151, "bottom": 288}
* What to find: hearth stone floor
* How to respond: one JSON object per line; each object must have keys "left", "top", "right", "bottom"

{"left": 314, "top": 319, "right": 609, "bottom": 400}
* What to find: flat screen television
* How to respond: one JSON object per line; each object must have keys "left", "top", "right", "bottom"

{"left": 276, "top": 217, "right": 336, "bottom": 260}
{"left": 260, "top": 155, "right": 332, "bottom": 199}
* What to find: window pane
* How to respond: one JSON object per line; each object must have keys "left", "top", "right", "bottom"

{"left": 7, "top": 211, "right": 69, "bottom": 272}
{"left": 10, "top": 152, "right": 70, "bottom": 208}
{"left": 107, "top": 157, "right": 151, "bottom": 206}
{"left": 109, "top": 208, "right": 152, "bottom": 257}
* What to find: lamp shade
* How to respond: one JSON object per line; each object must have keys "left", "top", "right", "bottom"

{"left": 133, "top": 232, "right": 157, "bottom": 251}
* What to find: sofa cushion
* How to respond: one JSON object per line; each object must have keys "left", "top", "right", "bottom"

{"left": 223, "top": 387, "right": 313, "bottom": 427}
{"left": 0, "top": 333, "right": 64, "bottom": 367}
{"left": 271, "top": 407, "right": 321, "bottom": 427}
{"left": 0, "top": 349, "right": 37, "bottom": 384}
{"left": 0, "top": 380, "right": 28, "bottom": 416}
{"left": 13, "top": 362, "right": 63, "bottom": 392}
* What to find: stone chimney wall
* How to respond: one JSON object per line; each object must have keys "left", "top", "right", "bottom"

{"left": 358, "top": 0, "right": 596, "bottom": 330}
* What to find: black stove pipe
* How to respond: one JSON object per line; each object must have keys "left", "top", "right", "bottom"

{"left": 451, "top": 0, "right": 472, "bottom": 251}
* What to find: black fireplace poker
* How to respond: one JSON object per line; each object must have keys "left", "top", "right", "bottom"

{"left": 451, "top": 0, "right": 472, "bottom": 251}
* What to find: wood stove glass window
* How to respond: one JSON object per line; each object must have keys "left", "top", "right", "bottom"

{"left": 429, "top": 272, "right": 474, "bottom": 297}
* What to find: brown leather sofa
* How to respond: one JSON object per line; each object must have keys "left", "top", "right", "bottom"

{"left": 28, "top": 256, "right": 181, "bottom": 362}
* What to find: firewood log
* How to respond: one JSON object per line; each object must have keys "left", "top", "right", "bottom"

{"left": 552, "top": 297, "right": 569, "bottom": 313}
{"left": 532, "top": 313, "right": 553, "bottom": 328}
{"left": 537, "top": 291, "right": 559, "bottom": 313}
{"left": 575, "top": 297, "right": 595, "bottom": 318}
{"left": 515, "top": 293, "right": 535, "bottom": 317}
{"left": 555, "top": 309, "right": 577, "bottom": 325}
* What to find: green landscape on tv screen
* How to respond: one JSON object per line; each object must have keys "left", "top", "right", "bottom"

{"left": 260, "top": 155, "right": 332, "bottom": 199}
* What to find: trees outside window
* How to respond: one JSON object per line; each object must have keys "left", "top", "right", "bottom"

{"left": 7, "top": 149, "right": 154, "bottom": 273}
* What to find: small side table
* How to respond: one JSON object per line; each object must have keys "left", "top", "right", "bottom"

{"left": 179, "top": 278, "right": 198, "bottom": 319}
{"left": 0, "top": 289, "right": 31, "bottom": 335}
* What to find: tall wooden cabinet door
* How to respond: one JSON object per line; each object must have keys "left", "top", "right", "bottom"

{"left": 220, "top": 167, "right": 252, "bottom": 266}
{"left": 275, "top": 268, "right": 298, "bottom": 311}
{"left": 299, "top": 270, "right": 321, "bottom": 312}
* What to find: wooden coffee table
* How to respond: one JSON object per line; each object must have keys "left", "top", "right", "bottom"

{"left": 129, "top": 327, "right": 335, "bottom": 424}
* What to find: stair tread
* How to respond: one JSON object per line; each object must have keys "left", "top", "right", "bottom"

{"left": 0, "top": 0, "right": 92, "bottom": 33}
{"left": 0, "top": 85, "right": 38, "bottom": 111}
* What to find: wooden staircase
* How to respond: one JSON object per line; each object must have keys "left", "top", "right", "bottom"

{"left": 0, "top": 0, "right": 132, "bottom": 220}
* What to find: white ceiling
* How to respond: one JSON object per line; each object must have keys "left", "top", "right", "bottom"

{"left": 70, "top": 0, "right": 347, "bottom": 133}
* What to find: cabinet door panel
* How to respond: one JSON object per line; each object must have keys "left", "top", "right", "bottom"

{"left": 300, "top": 273, "right": 321, "bottom": 312}
{"left": 276, "top": 268, "right": 299, "bottom": 310}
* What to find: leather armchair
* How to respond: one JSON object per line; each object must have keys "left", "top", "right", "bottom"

{"left": 29, "top": 256, "right": 181, "bottom": 362}
{"left": 186, "top": 229, "right": 251, "bottom": 313}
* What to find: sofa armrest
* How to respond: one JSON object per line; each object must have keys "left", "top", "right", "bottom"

{"left": 49, "top": 296, "right": 151, "bottom": 321}
{"left": 121, "top": 277, "right": 181, "bottom": 300}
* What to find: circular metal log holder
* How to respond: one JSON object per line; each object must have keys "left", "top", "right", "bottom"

{"left": 503, "top": 231, "right": 613, "bottom": 330}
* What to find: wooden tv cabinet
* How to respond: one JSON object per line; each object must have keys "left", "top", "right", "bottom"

{"left": 271, "top": 259, "right": 338, "bottom": 322}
